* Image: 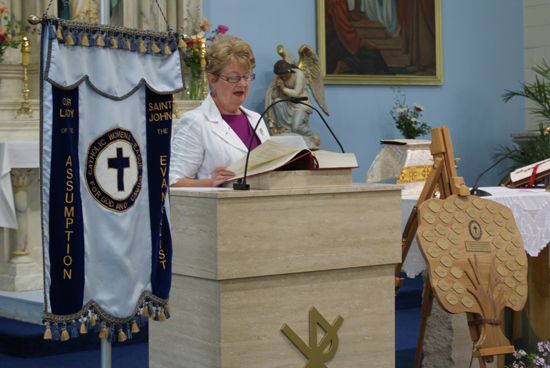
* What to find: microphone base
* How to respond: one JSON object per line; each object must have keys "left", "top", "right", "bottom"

{"left": 233, "top": 182, "right": 250, "bottom": 191}
{"left": 470, "top": 188, "right": 492, "bottom": 197}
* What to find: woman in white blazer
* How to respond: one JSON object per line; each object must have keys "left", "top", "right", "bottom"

{"left": 169, "top": 35, "right": 270, "bottom": 187}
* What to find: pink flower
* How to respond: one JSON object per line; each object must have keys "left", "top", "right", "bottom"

{"left": 199, "top": 17, "right": 212, "bottom": 32}
{"left": 217, "top": 25, "right": 229, "bottom": 34}
{"left": 0, "top": 1, "right": 8, "bottom": 15}
{"left": 0, "top": 26, "right": 6, "bottom": 36}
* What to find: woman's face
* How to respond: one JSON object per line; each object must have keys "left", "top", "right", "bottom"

{"left": 208, "top": 61, "right": 252, "bottom": 115}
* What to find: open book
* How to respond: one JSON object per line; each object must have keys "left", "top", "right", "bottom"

{"left": 226, "top": 140, "right": 358, "bottom": 181}
{"left": 510, "top": 157, "right": 550, "bottom": 186}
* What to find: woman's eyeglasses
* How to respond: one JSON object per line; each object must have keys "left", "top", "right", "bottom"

{"left": 217, "top": 74, "right": 255, "bottom": 83}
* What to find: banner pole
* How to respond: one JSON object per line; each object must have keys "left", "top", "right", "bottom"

{"left": 98, "top": 3, "right": 111, "bottom": 367}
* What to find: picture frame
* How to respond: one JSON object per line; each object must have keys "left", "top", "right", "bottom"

{"left": 317, "top": 0, "right": 443, "bottom": 85}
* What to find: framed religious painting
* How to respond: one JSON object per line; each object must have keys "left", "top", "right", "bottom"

{"left": 317, "top": 0, "right": 443, "bottom": 85}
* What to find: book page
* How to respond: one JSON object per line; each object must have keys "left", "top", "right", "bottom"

{"left": 511, "top": 157, "right": 550, "bottom": 183}
{"left": 312, "top": 150, "right": 358, "bottom": 169}
{"left": 227, "top": 140, "right": 304, "bottom": 174}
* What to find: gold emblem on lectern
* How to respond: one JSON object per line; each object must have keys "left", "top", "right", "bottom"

{"left": 281, "top": 306, "right": 344, "bottom": 368}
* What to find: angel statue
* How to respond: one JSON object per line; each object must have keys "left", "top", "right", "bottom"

{"left": 265, "top": 45, "right": 329, "bottom": 150}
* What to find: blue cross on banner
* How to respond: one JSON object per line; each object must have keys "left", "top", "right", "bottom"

{"left": 40, "top": 17, "right": 185, "bottom": 341}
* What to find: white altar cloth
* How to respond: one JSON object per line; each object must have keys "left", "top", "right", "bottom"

{"left": 0, "top": 141, "right": 39, "bottom": 229}
{"left": 402, "top": 186, "right": 550, "bottom": 278}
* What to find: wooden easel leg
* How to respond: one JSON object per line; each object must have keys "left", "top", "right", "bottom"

{"left": 477, "top": 356, "right": 487, "bottom": 368}
{"left": 414, "top": 278, "right": 434, "bottom": 368}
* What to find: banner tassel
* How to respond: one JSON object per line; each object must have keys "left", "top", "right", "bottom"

{"left": 137, "top": 314, "right": 144, "bottom": 328}
{"left": 125, "top": 38, "right": 131, "bottom": 51}
{"left": 166, "top": 303, "right": 171, "bottom": 314}
{"left": 96, "top": 33, "right": 105, "bottom": 47}
{"left": 71, "top": 322, "right": 79, "bottom": 338}
{"left": 60, "top": 327, "right": 70, "bottom": 341}
{"left": 118, "top": 327, "right": 127, "bottom": 342}
{"left": 118, "top": 37, "right": 126, "bottom": 50}
{"left": 43, "top": 326, "right": 52, "bottom": 340}
{"left": 163, "top": 306, "right": 171, "bottom": 320}
{"left": 139, "top": 39, "right": 147, "bottom": 53}
{"left": 130, "top": 38, "right": 139, "bottom": 52}
{"left": 98, "top": 324, "right": 108, "bottom": 339}
{"left": 81, "top": 33, "right": 90, "bottom": 47}
{"left": 153, "top": 309, "right": 160, "bottom": 322}
{"left": 132, "top": 319, "right": 140, "bottom": 333}
{"left": 65, "top": 32, "right": 74, "bottom": 46}
{"left": 56, "top": 26, "right": 63, "bottom": 40}
{"left": 48, "top": 25, "right": 56, "bottom": 40}
{"left": 80, "top": 320, "right": 88, "bottom": 334}
{"left": 126, "top": 324, "right": 133, "bottom": 340}
{"left": 147, "top": 304, "right": 155, "bottom": 318}
{"left": 151, "top": 41, "right": 161, "bottom": 54}
{"left": 177, "top": 37, "right": 186, "bottom": 49}
{"left": 141, "top": 306, "right": 149, "bottom": 317}
{"left": 51, "top": 325, "right": 60, "bottom": 341}
{"left": 164, "top": 43, "right": 172, "bottom": 55}
{"left": 110, "top": 36, "right": 118, "bottom": 49}
{"left": 108, "top": 327, "right": 116, "bottom": 342}
{"left": 90, "top": 313, "right": 96, "bottom": 326}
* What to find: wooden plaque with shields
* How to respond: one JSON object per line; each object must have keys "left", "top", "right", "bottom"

{"left": 416, "top": 195, "right": 528, "bottom": 355}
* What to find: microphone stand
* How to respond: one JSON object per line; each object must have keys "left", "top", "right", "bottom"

{"left": 470, "top": 149, "right": 524, "bottom": 196}
{"left": 233, "top": 97, "right": 344, "bottom": 190}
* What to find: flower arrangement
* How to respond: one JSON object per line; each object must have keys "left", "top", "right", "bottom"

{"left": 390, "top": 87, "right": 431, "bottom": 139}
{"left": 179, "top": 6, "right": 228, "bottom": 74}
{"left": 0, "top": 1, "right": 38, "bottom": 63}
{"left": 506, "top": 342, "right": 550, "bottom": 368}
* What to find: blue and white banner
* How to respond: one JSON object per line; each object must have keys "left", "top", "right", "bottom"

{"left": 40, "top": 17, "right": 184, "bottom": 341}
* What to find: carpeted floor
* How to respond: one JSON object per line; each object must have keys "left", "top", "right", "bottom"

{"left": 0, "top": 274, "right": 424, "bottom": 368}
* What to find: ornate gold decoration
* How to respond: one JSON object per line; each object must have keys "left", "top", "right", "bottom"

{"left": 16, "top": 36, "right": 33, "bottom": 119}
{"left": 281, "top": 306, "right": 344, "bottom": 367}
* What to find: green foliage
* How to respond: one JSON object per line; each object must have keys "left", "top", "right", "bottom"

{"left": 493, "top": 124, "right": 550, "bottom": 184}
{"left": 497, "top": 60, "right": 550, "bottom": 184}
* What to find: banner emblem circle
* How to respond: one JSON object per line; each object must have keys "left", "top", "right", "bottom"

{"left": 85, "top": 128, "right": 143, "bottom": 212}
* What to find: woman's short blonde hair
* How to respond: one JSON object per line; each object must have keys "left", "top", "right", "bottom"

{"left": 206, "top": 35, "right": 256, "bottom": 79}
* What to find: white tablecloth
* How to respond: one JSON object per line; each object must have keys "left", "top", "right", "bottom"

{"left": 0, "top": 141, "right": 40, "bottom": 229}
{"left": 402, "top": 186, "right": 550, "bottom": 278}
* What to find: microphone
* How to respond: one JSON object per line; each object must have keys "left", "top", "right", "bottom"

{"left": 470, "top": 149, "right": 525, "bottom": 196}
{"left": 233, "top": 98, "right": 345, "bottom": 190}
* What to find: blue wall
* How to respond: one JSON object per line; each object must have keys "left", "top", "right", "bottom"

{"left": 203, "top": 0, "right": 525, "bottom": 187}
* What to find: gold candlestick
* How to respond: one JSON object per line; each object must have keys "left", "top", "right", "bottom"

{"left": 198, "top": 39, "right": 208, "bottom": 100}
{"left": 16, "top": 36, "right": 33, "bottom": 119}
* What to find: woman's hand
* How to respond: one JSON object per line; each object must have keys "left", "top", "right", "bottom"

{"left": 211, "top": 165, "right": 236, "bottom": 187}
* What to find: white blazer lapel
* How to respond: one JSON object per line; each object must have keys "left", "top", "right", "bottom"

{"left": 201, "top": 95, "right": 248, "bottom": 152}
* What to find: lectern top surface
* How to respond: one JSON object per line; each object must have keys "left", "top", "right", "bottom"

{"left": 169, "top": 183, "right": 402, "bottom": 198}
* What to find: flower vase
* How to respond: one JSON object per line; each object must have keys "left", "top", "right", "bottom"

{"left": 188, "top": 69, "right": 204, "bottom": 100}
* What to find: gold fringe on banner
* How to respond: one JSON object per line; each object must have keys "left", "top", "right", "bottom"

{"left": 151, "top": 41, "right": 161, "bottom": 54}
{"left": 98, "top": 324, "right": 108, "bottom": 339}
{"left": 164, "top": 43, "right": 172, "bottom": 55}
{"left": 177, "top": 37, "right": 186, "bottom": 49}
{"left": 56, "top": 26, "right": 62, "bottom": 40}
{"left": 96, "top": 33, "right": 105, "bottom": 47}
{"left": 139, "top": 39, "right": 147, "bottom": 53}
{"left": 65, "top": 32, "right": 74, "bottom": 45}
{"left": 80, "top": 321, "right": 88, "bottom": 334}
{"left": 118, "top": 328, "right": 127, "bottom": 342}
{"left": 81, "top": 33, "right": 90, "bottom": 46}
{"left": 109, "top": 36, "right": 118, "bottom": 49}
{"left": 131, "top": 320, "right": 140, "bottom": 333}
{"left": 60, "top": 327, "right": 70, "bottom": 341}
{"left": 125, "top": 38, "right": 131, "bottom": 50}
{"left": 44, "top": 326, "right": 52, "bottom": 340}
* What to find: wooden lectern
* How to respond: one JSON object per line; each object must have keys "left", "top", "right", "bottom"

{"left": 149, "top": 172, "right": 402, "bottom": 367}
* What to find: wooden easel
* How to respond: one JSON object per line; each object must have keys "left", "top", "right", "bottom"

{"left": 395, "top": 127, "right": 511, "bottom": 368}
